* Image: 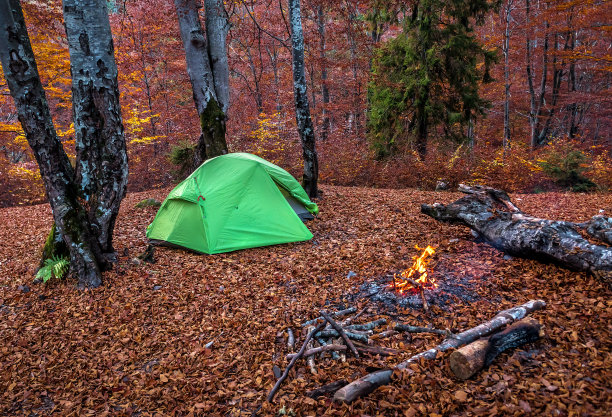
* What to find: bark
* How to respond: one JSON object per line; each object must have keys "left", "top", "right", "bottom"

{"left": 63, "top": 0, "right": 129, "bottom": 261}
{"left": 289, "top": 0, "right": 318, "bottom": 199}
{"left": 502, "top": 0, "right": 513, "bottom": 151}
{"left": 449, "top": 317, "right": 542, "bottom": 380}
{"left": 306, "top": 380, "right": 348, "bottom": 399}
{"left": 174, "top": 0, "right": 227, "bottom": 165}
{"left": 333, "top": 300, "right": 546, "bottom": 403}
{"left": 0, "top": 0, "right": 103, "bottom": 287}
{"left": 421, "top": 184, "right": 612, "bottom": 282}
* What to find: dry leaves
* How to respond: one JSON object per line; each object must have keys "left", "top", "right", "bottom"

{"left": 0, "top": 186, "right": 610, "bottom": 416}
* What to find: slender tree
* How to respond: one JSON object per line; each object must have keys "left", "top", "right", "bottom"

{"left": 174, "top": 0, "right": 228, "bottom": 165}
{"left": 316, "top": 4, "right": 330, "bottom": 141}
{"left": 288, "top": 0, "right": 318, "bottom": 198}
{"left": 0, "top": 0, "right": 128, "bottom": 287}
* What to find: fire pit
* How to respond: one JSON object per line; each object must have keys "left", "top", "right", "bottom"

{"left": 350, "top": 245, "right": 482, "bottom": 311}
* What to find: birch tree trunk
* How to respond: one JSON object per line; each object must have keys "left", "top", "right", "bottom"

{"left": 289, "top": 0, "right": 318, "bottom": 198}
{"left": 174, "top": 0, "right": 227, "bottom": 165}
{"left": 0, "top": 0, "right": 103, "bottom": 287}
{"left": 63, "top": 0, "right": 129, "bottom": 261}
{"left": 502, "top": 0, "right": 514, "bottom": 152}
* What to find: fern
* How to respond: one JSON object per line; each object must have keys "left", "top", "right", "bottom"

{"left": 35, "top": 255, "right": 69, "bottom": 283}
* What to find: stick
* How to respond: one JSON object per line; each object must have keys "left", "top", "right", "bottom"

{"left": 306, "top": 380, "right": 349, "bottom": 399}
{"left": 342, "top": 307, "right": 368, "bottom": 326}
{"left": 267, "top": 321, "right": 325, "bottom": 403}
{"left": 333, "top": 300, "right": 546, "bottom": 403}
{"left": 302, "top": 307, "right": 357, "bottom": 327}
{"left": 347, "top": 319, "right": 387, "bottom": 331}
{"left": 370, "top": 330, "right": 398, "bottom": 340}
{"left": 320, "top": 311, "right": 359, "bottom": 358}
{"left": 315, "top": 329, "right": 369, "bottom": 343}
{"left": 286, "top": 344, "right": 399, "bottom": 360}
{"left": 287, "top": 328, "right": 295, "bottom": 352}
{"left": 394, "top": 324, "right": 451, "bottom": 336}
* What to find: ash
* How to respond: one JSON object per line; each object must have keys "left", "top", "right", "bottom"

{"left": 350, "top": 271, "right": 480, "bottom": 311}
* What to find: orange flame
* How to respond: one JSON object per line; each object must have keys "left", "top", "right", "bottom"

{"left": 391, "top": 245, "right": 437, "bottom": 294}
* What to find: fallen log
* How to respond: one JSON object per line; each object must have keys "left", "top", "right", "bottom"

{"left": 449, "top": 317, "right": 543, "bottom": 380}
{"left": 333, "top": 299, "right": 546, "bottom": 403}
{"left": 394, "top": 324, "right": 451, "bottom": 337}
{"left": 421, "top": 184, "right": 612, "bottom": 284}
{"left": 316, "top": 329, "right": 369, "bottom": 343}
{"left": 306, "top": 380, "right": 348, "bottom": 399}
{"left": 347, "top": 319, "right": 387, "bottom": 331}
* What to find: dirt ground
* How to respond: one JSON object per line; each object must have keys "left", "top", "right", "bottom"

{"left": 0, "top": 185, "right": 610, "bottom": 416}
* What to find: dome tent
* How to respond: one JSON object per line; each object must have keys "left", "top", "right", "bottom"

{"left": 146, "top": 153, "right": 318, "bottom": 254}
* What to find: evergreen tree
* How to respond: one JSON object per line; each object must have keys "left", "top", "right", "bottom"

{"left": 368, "top": 0, "right": 497, "bottom": 160}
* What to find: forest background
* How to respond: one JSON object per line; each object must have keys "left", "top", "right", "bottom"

{"left": 0, "top": 0, "right": 610, "bottom": 207}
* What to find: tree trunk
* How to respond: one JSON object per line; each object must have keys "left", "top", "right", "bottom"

{"left": 204, "top": 0, "right": 230, "bottom": 113}
{"left": 421, "top": 184, "right": 612, "bottom": 283}
{"left": 502, "top": 0, "right": 513, "bottom": 152}
{"left": 174, "top": 0, "right": 227, "bottom": 165}
{"left": 333, "top": 300, "right": 546, "bottom": 403}
{"left": 317, "top": 5, "right": 330, "bottom": 141}
{"left": 0, "top": 0, "right": 103, "bottom": 287}
{"left": 63, "top": 0, "right": 129, "bottom": 262}
{"left": 289, "top": 0, "right": 318, "bottom": 198}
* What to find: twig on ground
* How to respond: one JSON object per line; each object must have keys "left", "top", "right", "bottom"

{"left": 302, "top": 307, "right": 356, "bottom": 327}
{"left": 321, "top": 311, "right": 360, "bottom": 358}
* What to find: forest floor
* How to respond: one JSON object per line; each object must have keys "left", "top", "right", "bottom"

{"left": 0, "top": 185, "right": 610, "bottom": 416}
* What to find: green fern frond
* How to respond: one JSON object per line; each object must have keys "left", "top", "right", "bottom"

{"left": 35, "top": 255, "right": 69, "bottom": 283}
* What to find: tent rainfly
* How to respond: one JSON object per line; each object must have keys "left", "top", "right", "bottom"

{"left": 146, "top": 153, "right": 318, "bottom": 254}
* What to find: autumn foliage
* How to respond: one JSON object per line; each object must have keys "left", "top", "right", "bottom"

{"left": 0, "top": 0, "right": 610, "bottom": 206}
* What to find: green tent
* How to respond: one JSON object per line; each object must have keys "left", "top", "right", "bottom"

{"left": 146, "top": 153, "right": 318, "bottom": 254}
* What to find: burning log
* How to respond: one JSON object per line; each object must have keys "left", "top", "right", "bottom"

{"left": 421, "top": 184, "right": 612, "bottom": 285}
{"left": 449, "top": 317, "right": 543, "bottom": 380}
{"left": 267, "top": 321, "right": 326, "bottom": 403}
{"left": 333, "top": 299, "right": 546, "bottom": 403}
{"left": 321, "top": 311, "right": 360, "bottom": 358}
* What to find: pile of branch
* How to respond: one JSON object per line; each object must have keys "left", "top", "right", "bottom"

{"left": 333, "top": 299, "right": 546, "bottom": 403}
{"left": 266, "top": 306, "right": 459, "bottom": 404}
{"left": 421, "top": 184, "right": 612, "bottom": 286}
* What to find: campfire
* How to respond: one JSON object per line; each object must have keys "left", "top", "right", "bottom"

{"left": 390, "top": 245, "right": 437, "bottom": 310}
{"left": 391, "top": 245, "right": 437, "bottom": 294}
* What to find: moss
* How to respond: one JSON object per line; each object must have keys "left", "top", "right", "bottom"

{"left": 39, "top": 223, "right": 69, "bottom": 269}
{"left": 198, "top": 98, "right": 227, "bottom": 159}
{"left": 135, "top": 198, "right": 161, "bottom": 209}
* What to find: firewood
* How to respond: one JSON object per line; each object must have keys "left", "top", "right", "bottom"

{"left": 306, "top": 380, "right": 349, "bottom": 399}
{"left": 346, "top": 318, "right": 387, "bottom": 331}
{"left": 333, "top": 299, "right": 546, "bottom": 403}
{"left": 370, "top": 330, "right": 398, "bottom": 340}
{"left": 286, "top": 343, "right": 398, "bottom": 360}
{"left": 302, "top": 307, "right": 356, "bottom": 327}
{"left": 321, "top": 311, "right": 360, "bottom": 358}
{"left": 287, "top": 328, "right": 295, "bottom": 352}
{"left": 394, "top": 324, "right": 451, "bottom": 336}
{"left": 341, "top": 307, "right": 367, "bottom": 326}
{"left": 306, "top": 326, "right": 317, "bottom": 374}
{"left": 449, "top": 317, "right": 543, "bottom": 380}
{"left": 315, "top": 329, "right": 369, "bottom": 343}
{"left": 421, "top": 184, "right": 612, "bottom": 285}
{"left": 266, "top": 321, "right": 325, "bottom": 403}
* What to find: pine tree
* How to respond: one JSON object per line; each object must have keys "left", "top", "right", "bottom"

{"left": 368, "top": 0, "right": 498, "bottom": 160}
